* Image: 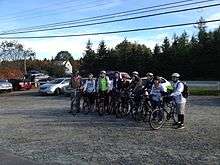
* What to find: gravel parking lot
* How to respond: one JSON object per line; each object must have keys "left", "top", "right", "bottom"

{"left": 0, "top": 90, "right": 219, "bottom": 165}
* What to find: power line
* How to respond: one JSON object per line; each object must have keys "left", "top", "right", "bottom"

{"left": 0, "top": 0, "right": 81, "bottom": 19}
{"left": 1, "top": 3, "right": 219, "bottom": 36}
{"left": 0, "top": 19, "right": 219, "bottom": 39}
{"left": 1, "top": 0, "right": 210, "bottom": 33}
{"left": 2, "top": 0, "right": 214, "bottom": 33}
{"left": 0, "top": 0, "right": 109, "bottom": 23}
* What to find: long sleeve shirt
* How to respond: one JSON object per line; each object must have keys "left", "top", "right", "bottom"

{"left": 83, "top": 79, "right": 96, "bottom": 93}
{"left": 150, "top": 84, "right": 165, "bottom": 102}
{"left": 170, "top": 81, "right": 186, "bottom": 104}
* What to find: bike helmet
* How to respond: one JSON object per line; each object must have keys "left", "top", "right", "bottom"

{"left": 100, "top": 70, "right": 106, "bottom": 74}
{"left": 146, "top": 72, "right": 154, "bottom": 77}
{"left": 132, "top": 71, "right": 139, "bottom": 76}
{"left": 171, "top": 73, "right": 180, "bottom": 78}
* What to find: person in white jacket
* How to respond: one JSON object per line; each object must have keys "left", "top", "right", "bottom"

{"left": 83, "top": 73, "right": 96, "bottom": 110}
{"left": 170, "top": 73, "right": 187, "bottom": 129}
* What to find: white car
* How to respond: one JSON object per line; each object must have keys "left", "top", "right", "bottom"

{"left": 141, "top": 77, "right": 171, "bottom": 92}
{"left": 39, "top": 78, "right": 70, "bottom": 95}
{"left": 34, "top": 73, "right": 50, "bottom": 82}
{"left": 0, "top": 80, "right": 13, "bottom": 92}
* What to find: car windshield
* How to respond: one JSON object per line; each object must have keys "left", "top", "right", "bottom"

{"left": 49, "top": 79, "right": 63, "bottom": 84}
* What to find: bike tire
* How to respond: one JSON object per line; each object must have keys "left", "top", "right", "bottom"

{"left": 149, "top": 108, "right": 166, "bottom": 130}
{"left": 107, "top": 101, "right": 114, "bottom": 115}
{"left": 98, "top": 100, "right": 105, "bottom": 116}
{"left": 83, "top": 99, "right": 90, "bottom": 115}
{"left": 143, "top": 104, "right": 153, "bottom": 122}
{"left": 70, "top": 98, "right": 77, "bottom": 115}
{"left": 116, "top": 103, "right": 122, "bottom": 118}
{"left": 134, "top": 106, "right": 144, "bottom": 122}
{"left": 121, "top": 102, "right": 130, "bottom": 117}
{"left": 171, "top": 108, "right": 178, "bottom": 123}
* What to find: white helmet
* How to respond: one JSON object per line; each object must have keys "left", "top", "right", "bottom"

{"left": 171, "top": 73, "right": 180, "bottom": 78}
{"left": 146, "top": 72, "right": 154, "bottom": 76}
{"left": 100, "top": 70, "right": 106, "bottom": 74}
{"left": 132, "top": 71, "right": 139, "bottom": 76}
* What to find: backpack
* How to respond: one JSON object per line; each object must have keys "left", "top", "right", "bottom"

{"left": 177, "top": 82, "right": 189, "bottom": 98}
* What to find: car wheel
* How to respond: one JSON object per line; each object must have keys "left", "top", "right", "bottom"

{"left": 55, "top": 88, "right": 61, "bottom": 95}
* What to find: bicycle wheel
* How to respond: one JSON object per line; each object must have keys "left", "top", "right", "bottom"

{"left": 121, "top": 102, "right": 129, "bottom": 117}
{"left": 171, "top": 108, "right": 178, "bottom": 123}
{"left": 143, "top": 104, "right": 153, "bottom": 122}
{"left": 83, "top": 98, "right": 90, "bottom": 115}
{"left": 70, "top": 97, "right": 77, "bottom": 115}
{"left": 98, "top": 99, "right": 105, "bottom": 116}
{"left": 134, "top": 105, "right": 144, "bottom": 122}
{"left": 108, "top": 100, "right": 114, "bottom": 115}
{"left": 149, "top": 108, "right": 166, "bottom": 130}
{"left": 116, "top": 102, "right": 122, "bottom": 118}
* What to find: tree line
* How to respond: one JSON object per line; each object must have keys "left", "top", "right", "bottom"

{"left": 1, "top": 19, "right": 220, "bottom": 80}
{"left": 80, "top": 20, "right": 220, "bottom": 80}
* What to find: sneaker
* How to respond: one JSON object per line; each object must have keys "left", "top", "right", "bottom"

{"left": 172, "top": 122, "right": 181, "bottom": 126}
{"left": 176, "top": 124, "right": 185, "bottom": 129}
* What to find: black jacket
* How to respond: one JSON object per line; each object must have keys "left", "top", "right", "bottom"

{"left": 113, "top": 78, "right": 122, "bottom": 91}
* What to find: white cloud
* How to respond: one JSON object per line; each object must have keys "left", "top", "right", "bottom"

{"left": 0, "top": 32, "right": 169, "bottom": 60}
{"left": 12, "top": 34, "right": 124, "bottom": 60}
{"left": 207, "top": 12, "right": 220, "bottom": 30}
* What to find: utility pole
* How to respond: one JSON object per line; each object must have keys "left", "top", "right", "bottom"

{"left": 24, "top": 52, "right": 27, "bottom": 75}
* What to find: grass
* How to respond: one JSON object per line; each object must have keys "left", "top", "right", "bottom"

{"left": 190, "top": 89, "right": 220, "bottom": 96}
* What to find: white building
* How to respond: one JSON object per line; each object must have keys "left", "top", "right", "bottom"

{"left": 55, "top": 60, "right": 73, "bottom": 75}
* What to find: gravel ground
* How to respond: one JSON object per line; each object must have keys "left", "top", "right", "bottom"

{"left": 0, "top": 90, "right": 219, "bottom": 165}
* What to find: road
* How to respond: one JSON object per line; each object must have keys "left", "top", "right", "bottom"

{"left": 0, "top": 90, "right": 219, "bottom": 165}
{"left": 186, "top": 81, "right": 220, "bottom": 90}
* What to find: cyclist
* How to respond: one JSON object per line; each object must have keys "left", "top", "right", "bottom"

{"left": 130, "top": 71, "right": 142, "bottom": 92}
{"left": 170, "top": 73, "right": 187, "bottom": 129}
{"left": 69, "top": 71, "right": 83, "bottom": 113}
{"left": 149, "top": 76, "right": 165, "bottom": 109}
{"left": 109, "top": 71, "right": 123, "bottom": 114}
{"left": 112, "top": 71, "right": 122, "bottom": 92}
{"left": 120, "top": 74, "right": 131, "bottom": 109}
{"left": 121, "top": 74, "right": 130, "bottom": 91}
{"left": 96, "top": 70, "right": 110, "bottom": 107}
{"left": 83, "top": 73, "right": 96, "bottom": 111}
{"left": 144, "top": 72, "right": 154, "bottom": 93}
{"left": 130, "top": 71, "right": 143, "bottom": 108}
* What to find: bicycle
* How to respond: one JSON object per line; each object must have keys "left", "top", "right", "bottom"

{"left": 97, "top": 91, "right": 108, "bottom": 116}
{"left": 82, "top": 92, "right": 94, "bottom": 115}
{"left": 149, "top": 96, "right": 178, "bottom": 130}
{"left": 115, "top": 90, "right": 128, "bottom": 118}
{"left": 108, "top": 91, "right": 118, "bottom": 115}
{"left": 70, "top": 89, "right": 81, "bottom": 115}
{"left": 119, "top": 90, "right": 135, "bottom": 119}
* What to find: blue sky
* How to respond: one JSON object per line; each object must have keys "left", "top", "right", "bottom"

{"left": 0, "top": 0, "right": 220, "bottom": 59}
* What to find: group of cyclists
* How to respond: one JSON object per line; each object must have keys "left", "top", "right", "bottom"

{"left": 69, "top": 70, "right": 187, "bottom": 129}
